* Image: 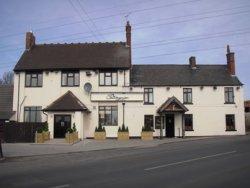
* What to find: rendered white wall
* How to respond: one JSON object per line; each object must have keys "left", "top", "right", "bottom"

{"left": 12, "top": 70, "right": 246, "bottom": 139}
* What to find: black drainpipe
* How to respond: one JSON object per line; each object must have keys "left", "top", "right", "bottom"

{"left": 16, "top": 73, "right": 20, "bottom": 122}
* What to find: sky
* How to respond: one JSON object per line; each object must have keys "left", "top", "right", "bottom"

{"left": 0, "top": 0, "right": 249, "bottom": 99}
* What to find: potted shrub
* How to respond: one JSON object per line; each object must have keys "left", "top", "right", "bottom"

{"left": 141, "top": 125, "right": 154, "bottom": 140}
{"left": 42, "top": 123, "right": 50, "bottom": 141}
{"left": 94, "top": 124, "right": 106, "bottom": 140}
{"left": 65, "top": 124, "right": 79, "bottom": 144}
{"left": 35, "top": 127, "right": 44, "bottom": 143}
{"left": 117, "top": 124, "right": 129, "bottom": 140}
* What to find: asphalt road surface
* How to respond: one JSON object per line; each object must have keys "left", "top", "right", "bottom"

{"left": 0, "top": 135, "right": 250, "bottom": 188}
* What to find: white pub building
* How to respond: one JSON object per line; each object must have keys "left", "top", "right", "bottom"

{"left": 12, "top": 22, "right": 245, "bottom": 139}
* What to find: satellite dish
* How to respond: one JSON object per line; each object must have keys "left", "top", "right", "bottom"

{"left": 84, "top": 82, "right": 92, "bottom": 93}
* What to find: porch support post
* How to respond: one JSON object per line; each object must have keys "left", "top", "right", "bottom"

{"left": 160, "top": 115, "right": 163, "bottom": 139}
{"left": 182, "top": 113, "right": 185, "bottom": 138}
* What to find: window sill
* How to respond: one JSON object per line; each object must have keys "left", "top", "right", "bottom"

{"left": 61, "top": 85, "right": 79, "bottom": 87}
{"left": 25, "top": 86, "right": 43, "bottom": 88}
{"left": 185, "top": 129, "right": 194, "bottom": 131}
{"left": 99, "top": 85, "right": 118, "bottom": 87}
{"left": 144, "top": 103, "right": 154, "bottom": 105}
{"left": 226, "top": 129, "right": 237, "bottom": 132}
{"left": 183, "top": 103, "right": 193, "bottom": 105}
{"left": 224, "top": 102, "right": 235, "bottom": 104}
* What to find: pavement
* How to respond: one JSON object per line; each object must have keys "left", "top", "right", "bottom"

{"left": 0, "top": 135, "right": 249, "bottom": 188}
{"left": 2, "top": 137, "right": 211, "bottom": 157}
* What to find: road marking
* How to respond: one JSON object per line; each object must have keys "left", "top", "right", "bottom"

{"left": 144, "top": 150, "right": 236, "bottom": 171}
{"left": 50, "top": 184, "right": 70, "bottom": 188}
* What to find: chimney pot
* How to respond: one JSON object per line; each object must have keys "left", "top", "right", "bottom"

{"left": 26, "top": 31, "right": 35, "bottom": 50}
{"left": 226, "top": 45, "right": 235, "bottom": 75}
{"left": 189, "top": 56, "right": 196, "bottom": 69}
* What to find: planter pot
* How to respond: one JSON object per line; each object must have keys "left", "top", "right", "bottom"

{"left": 94, "top": 132, "right": 106, "bottom": 140}
{"left": 43, "top": 131, "right": 50, "bottom": 141}
{"left": 65, "top": 132, "right": 79, "bottom": 144}
{"left": 141, "top": 131, "right": 153, "bottom": 140}
{"left": 65, "top": 132, "right": 74, "bottom": 144}
{"left": 117, "top": 132, "right": 129, "bottom": 140}
{"left": 73, "top": 132, "right": 79, "bottom": 142}
{"left": 35, "top": 132, "right": 44, "bottom": 143}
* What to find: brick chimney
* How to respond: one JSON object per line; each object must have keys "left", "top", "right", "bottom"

{"left": 26, "top": 31, "right": 35, "bottom": 50}
{"left": 226, "top": 45, "right": 235, "bottom": 75}
{"left": 126, "top": 21, "right": 131, "bottom": 47}
{"left": 126, "top": 21, "right": 132, "bottom": 67}
{"left": 189, "top": 56, "right": 196, "bottom": 69}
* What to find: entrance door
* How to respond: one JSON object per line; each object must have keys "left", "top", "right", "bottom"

{"left": 54, "top": 115, "right": 71, "bottom": 138}
{"left": 165, "top": 114, "right": 175, "bottom": 137}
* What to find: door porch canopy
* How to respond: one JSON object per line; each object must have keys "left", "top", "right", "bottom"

{"left": 43, "top": 91, "right": 90, "bottom": 112}
{"left": 157, "top": 96, "right": 188, "bottom": 114}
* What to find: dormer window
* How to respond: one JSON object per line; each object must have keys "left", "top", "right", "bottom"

{"left": 99, "top": 71, "right": 117, "bottom": 86}
{"left": 61, "top": 71, "right": 79, "bottom": 87}
{"left": 25, "top": 72, "right": 43, "bottom": 87}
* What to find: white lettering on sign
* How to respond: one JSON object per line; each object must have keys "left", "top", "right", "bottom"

{"left": 106, "top": 93, "right": 128, "bottom": 101}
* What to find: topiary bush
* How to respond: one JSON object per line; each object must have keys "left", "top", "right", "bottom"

{"left": 72, "top": 123, "right": 77, "bottom": 132}
{"left": 37, "top": 127, "right": 43, "bottom": 133}
{"left": 118, "top": 124, "right": 129, "bottom": 132}
{"left": 43, "top": 123, "right": 49, "bottom": 132}
{"left": 66, "top": 127, "right": 74, "bottom": 133}
{"left": 95, "top": 124, "right": 105, "bottom": 132}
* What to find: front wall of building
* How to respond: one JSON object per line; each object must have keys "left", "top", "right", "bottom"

{"left": 12, "top": 70, "right": 245, "bottom": 139}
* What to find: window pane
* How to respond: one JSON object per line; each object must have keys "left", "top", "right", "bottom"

{"left": 24, "top": 110, "right": 30, "bottom": 122}
{"left": 25, "top": 74, "right": 31, "bottom": 86}
{"left": 62, "top": 73, "right": 67, "bottom": 86}
{"left": 226, "top": 114, "right": 235, "bottom": 130}
{"left": 74, "top": 73, "right": 79, "bottom": 86}
{"left": 99, "top": 73, "right": 104, "bottom": 85}
{"left": 145, "top": 115, "right": 153, "bottom": 129}
{"left": 112, "top": 107, "right": 118, "bottom": 125}
{"left": 37, "top": 74, "right": 42, "bottom": 86}
{"left": 105, "top": 108, "right": 112, "bottom": 125}
{"left": 31, "top": 77, "right": 37, "bottom": 87}
{"left": 112, "top": 72, "right": 117, "bottom": 85}
{"left": 185, "top": 114, "right": 193, "bottom": 131}
{"left": 30, "top": 110, "right": 36, "bottom": 122}
{"left": 149, "top": 93, "right": 153, "bottom": 103}
{"left": 105, "top": 76, "right": 111, "bottom": 85}
{"left": 68, "top": 77, "right": 74, "bottom": 86}
{"left": 144, "top": 93, "right": 148, "bottom": 103}
{"left": 36, "top": 111, "right": 42, "bottom": 122}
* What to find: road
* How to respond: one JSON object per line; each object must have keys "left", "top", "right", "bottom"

{"left": 0, "top": 135, "right": 250, "bottom": 188}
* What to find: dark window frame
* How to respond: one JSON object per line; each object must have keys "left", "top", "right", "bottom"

{"left": 61, "top": 71, "right": 80, "bottom": 87}
{"left": 183, "top": 88, "right": 193, "bottom": 104}
{"left": 184, "top": 114, "right": 193, "bottom": 131}
{"left": 155, "top": 116, "right": 164, "bottom": 129}
{"left": 25, "top": 72, "right": 43, "bottom": 87}
{"left": 99, "top": 71, "right": 118, "bottom": 86}
{"left": 224, "top": 87, "right": 235, "bottom": 104}
{"left": 144, "top": 115, "right": 154, "bottom": 130}
{"left": 144, "top": 88, "right": 154, "bottom": 104}
{"left": 226, "top": 114, "right": 236, "bottom": 131}
{"left": 24, "top": 106, "right": 42, "bottom": 122}
{"left": 98, "top": 106, "right": 118, "bottom": 126}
